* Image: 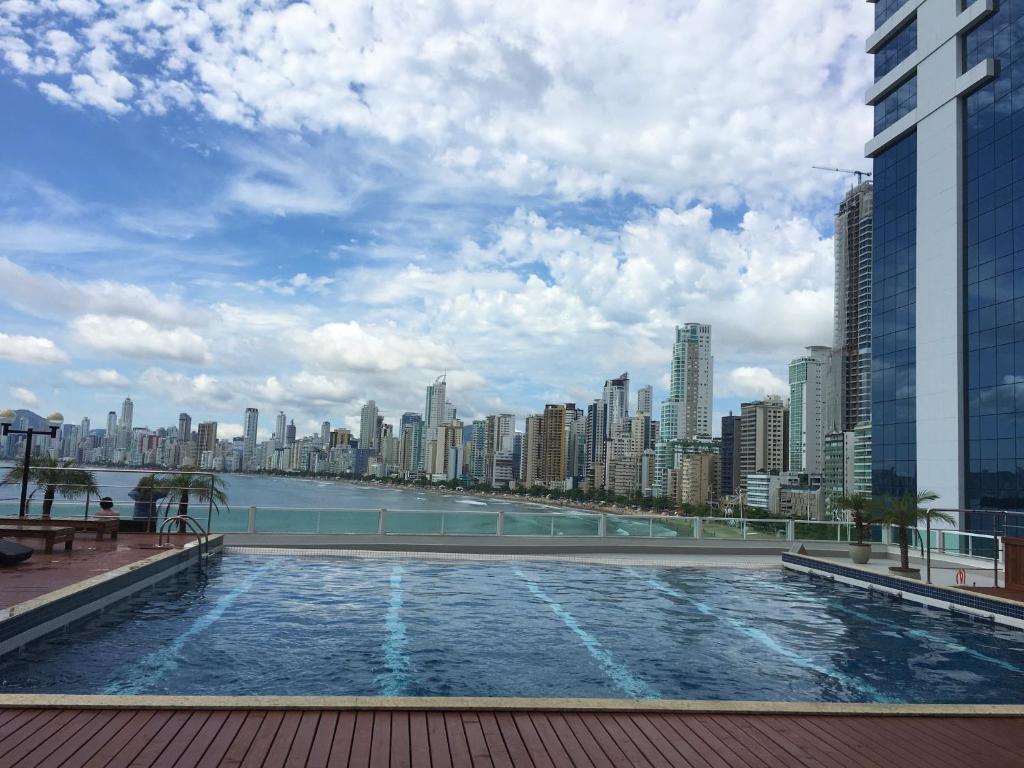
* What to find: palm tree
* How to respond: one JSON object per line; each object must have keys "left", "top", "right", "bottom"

{"left": 1, "top": 458, "right": 100, "bottom": 518}
{"left": 157, "top": 472, "right": 229, "bottom": 532}
{"left": 879, "top": 490, "right": 953, "bottom": 572}
{"left": 833, "top": 494, "right": 874, "bottom": 545}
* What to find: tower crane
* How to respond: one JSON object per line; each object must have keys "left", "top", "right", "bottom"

{"left": 812, "top": 166, "right": 872, "bottom": 184}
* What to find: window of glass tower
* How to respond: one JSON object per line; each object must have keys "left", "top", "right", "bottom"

{"left": 872, "top": 132, "right": 916, "bottom": 498}
{"left": 874, "top": 0, "right": 910, "bottom": 29}
{"left": 874, "top": 18, "right": 917, "bottom": 81}
{"left": 874, "top": 76, "right": 917, "bottom": 135}
{"left": 963, "top": 0, "right": 1024, "bottom": 518}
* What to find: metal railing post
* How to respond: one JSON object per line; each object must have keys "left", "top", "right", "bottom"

{"left": 926, "top": 515, "right": 932, "bottom": 584}
{"left": 497, "top": 510, "right": 504, "bottom": 536}
{"left": 742, "top": 519, "right": 748, "bottom": 540}
{"left": 649, "top": 518, "right": 654, "bottom": 538}
{"left": 247, "top": 506, "right": 256, "bottom": 533}
{"left": 440, "top": 512, "right": 446, "bottom": 536}
{"left": 550, "top": 516, "right": 555, "bottom": 537}
{"left": 378, "top": 508, "right": 387, "bottom": 535}
{"left": 598, "top": 513, "right": 606, "bottom": 537}
{"left": 786, "top": 519, "right": 795, "bottom": 541}
{"left": 694, "top": 517, "right": 703, "bottom": 539}
{"left": 995, "top": 535, "right": 1000, "bottom": 589}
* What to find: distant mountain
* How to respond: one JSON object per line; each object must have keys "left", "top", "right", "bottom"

{"left": 8, "top": 410, "right": 48, "bottom": 430}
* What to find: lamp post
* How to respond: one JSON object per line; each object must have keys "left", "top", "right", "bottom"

{"left": 0, "top": 409, "right": 64, "bottom": 518}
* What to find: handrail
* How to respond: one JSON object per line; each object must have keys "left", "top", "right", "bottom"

{"left": 158, "top": 514, "right": 210, "bottom": 567}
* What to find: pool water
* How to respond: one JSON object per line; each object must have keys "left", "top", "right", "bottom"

{"left": 2, "top": 555, "right": 1023, "bottom": 703}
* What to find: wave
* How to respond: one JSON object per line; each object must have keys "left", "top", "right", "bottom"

{"left": 455, "top": 499, "right": 488, "bottom": 506}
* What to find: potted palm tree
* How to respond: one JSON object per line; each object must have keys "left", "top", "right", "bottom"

{"left": 157, "top": 472, "right": 229, "bottom": 532}
{"left": 1, "top": 458, "right": 99, "bottom": 518}
{"left": 880, "top": 490, "right": 953, "bottom": 578}
{"left": 834, "top": 494, "right": 874, "bottom": 564}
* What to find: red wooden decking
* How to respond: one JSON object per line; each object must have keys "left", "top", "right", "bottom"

{"left": 1, "top": 706, "right": 1022, "bottom": 767}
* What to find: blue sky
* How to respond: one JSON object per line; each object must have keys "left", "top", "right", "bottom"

{"left": 0, "top": 0, "right": 873, "bottom": 440}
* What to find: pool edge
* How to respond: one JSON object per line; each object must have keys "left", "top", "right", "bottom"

{"left": 1, "top": 693, "right": 1023, "bottom": 716}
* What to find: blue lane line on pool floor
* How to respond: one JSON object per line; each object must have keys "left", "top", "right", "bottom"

{"left": 513, "top": 567, "right": 658, "bottom": 700}
{"left": 103, "top": 564, "right": 274, "bottom": 695}
{"left": 824, "top": 601, "right": 1024, "bottom": 675}
{"left": 376, "top": 564, "right": 409, "bottom": 696}
{"left": 627, "top": 568, "right": 893, "bottom": 703}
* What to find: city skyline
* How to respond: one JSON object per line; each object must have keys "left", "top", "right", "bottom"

{"left": 0, "top": 2, "right": 874, "bottom": 441}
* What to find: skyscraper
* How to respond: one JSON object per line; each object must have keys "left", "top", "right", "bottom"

{"left": 833, "top": 182, "right": 874, "bottom": 434}
{"left": 602, "top": 373, "right": 630, "bottom": 435}
{"left": 659, "top": 324, "right": 713, "bottom": 441}
{"left": 274, "top": 411, "right": 286, "bottom": 450}
{"left": 360, "top": 400, "right": 380, "bottom": 453}
{"left": 720, "top": 413, "right": 742, "bottom": 497}
{"left": 654, "top": 323, "right": 713, "bottom": 495}
{"left": 789, "top": 346, "right": 832, "bottom": 474}
{"left": 320, "top": 421, "right": 330, "bottom": 445}
{"left": 106, "top": 411, "right": 118, "bottom": 436}
{"left": 739, "top": 396, "right": 787, "bottom": 493}
{"left": 243, "top": 407, "right": 259, "bottom": 468}
{"left": 196, "top": 421, "right": 218, "bottom": 453}
{"left": 120, "top": 397, "right": 133, "bottom": 432}
{"left": 637, "top": 385, "right": 654, "bottom": 416}
{"left": 178, "top": 412, "right": 192, "bottom": 441}
{"left": 866, "top": 0, "right": 1012, "bottom": 525}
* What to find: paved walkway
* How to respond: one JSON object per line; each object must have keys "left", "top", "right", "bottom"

{"left": 1, "top": 705, "right": 1022, "bottom": 767}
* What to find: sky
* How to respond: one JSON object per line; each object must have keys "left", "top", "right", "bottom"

{"left": 0, "top": 0, "right": 874, "bottom": 442}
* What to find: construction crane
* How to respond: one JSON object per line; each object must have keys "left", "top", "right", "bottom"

{"left": 812, "top": 165, "right": 872, "bottom": 184}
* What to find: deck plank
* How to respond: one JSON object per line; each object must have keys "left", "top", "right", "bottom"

{"left": 5, "top": 710, "right": 98, "bottom": 768}
{"left": 217, "top": 711, "right": 267, "bottom": 768}
{"left": 304, "top": 711, "right": 338, "bottom": 768}
{"left": 444, "top": 711, "right": 474, "bottom": 768}
{"left": 193, "top": 710, "right": 250, "bottom": 768}
{"left": 347, "top": 709, "right": 376, "bottom": 768}
{"left": 50, "top": 710, "right": 144, "bottom": 768}
{"left": 239, "top": 710, "right": 285, "bottom": 768}
{"left": 260, "top": 710, "right": 303, "bottom": 768}
{"left": 25, "top": 710, "right": 119, "bottom": 768}
{"left": 459, "top": 713, "right": 495, "bottom": 768}
{"left": 1, "top": 707, "right": 1023, "bottom": 768}
{"left": 281, "top": 711, "right": 321, "bottom": 768}
{"left": 425, "top": 711, "right": 453, "bottom": 768}
{"left": 408, "top": 711, "right": 433, "bottom": 768}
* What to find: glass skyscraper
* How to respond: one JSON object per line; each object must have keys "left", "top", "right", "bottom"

{"left": 866, "top": 0, "right": 1009, "bottom": 527}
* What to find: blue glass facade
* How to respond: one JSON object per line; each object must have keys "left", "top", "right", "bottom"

{"left": 875, "top": 18, "right": 917, "bottom": 81}
{"left": 875, "top": 0, "right": 910, "bottom": 29}
{"left": 874, "top": 76, "right": 917, "bottom": 134}
{"left": 871, "top": 134, "right": 917, "bottom": 497}
{"left": 963, "top": 0, "right": 1024, "bottom": 524}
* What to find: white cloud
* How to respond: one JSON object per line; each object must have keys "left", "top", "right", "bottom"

{"left": 9, "top": 386, "right": 39, "bottom": 407}
{"left": 0, "top": 332, "right": 70, "bottom": 364}
{"left": 138, "top": 367, "right": 233, "bottom": 407}
{"left": 295, "top": 322, "right": 456, "bottom": 374}
{"left": 63, "top": 368, "right": 130, "bottom": 387}
{"left": 0, "top": 1, "right": 872, "bottom": 209}
{"left": 71, "top": 315, "right": 212, "bottom": 363}
{"left": 250, "top": 272, "right": 335, "bottom": 296}
{"left": 719, "top": 367, "right": 790, "bottom": 400}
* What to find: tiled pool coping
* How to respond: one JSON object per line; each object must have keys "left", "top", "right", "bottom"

{"left": 0, "top": 535, "right": 223, "bottom": 657}
{"left": 2, "top": 693, "right": 1024, "bottom": 716}
{"left": 782, "top": 552, "right": 1024, "bottom": 629}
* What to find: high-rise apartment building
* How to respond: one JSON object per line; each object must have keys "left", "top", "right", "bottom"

{"left": 654, "top": 323, "right": 713, "bottom": 496}
{"left": 602, "top": 374, "right": 630, "bottom": 434}
{"left": 522, "top": 414, "right": 543, "bottom": 487}
{"left": 274, "top": 411, "right": 286, "bottom": 450}
{"left": 789, "top": 346, "right": 832, "bottom": 474}
{"left": 637, "top": 385, "right": 653, "bottom": 416}
{"left": 196, "top": 421, "right": 218, "bottom": 454}
{"left": 834, "top": 182, "right": 874, "bottom": 433}
{"left": 359, "top": 400, "right": 380, "bottom": 453}
{"left": 865, "top": 0, "right": 1012, "bottom": 527}
{"left": 540, "top": 404, "right": 568, "bottom": 485}
{"left": 106, "top": 411, "right": 118, "bottom": 437}
{"left": 243, "top": 407, "right": 258, "bottom": 468}
{"left": 120, "top": 397, "right": 133, "bottom": 432}
{"left": 720, "top": 413, "right": 742, "bottom": 497}
{"left": 739, "top": 396, "right": 788, "bottom": 493}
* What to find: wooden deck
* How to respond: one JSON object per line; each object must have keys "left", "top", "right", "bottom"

{"left": 1, "top": 706, "right": 1022, "bottom": 767}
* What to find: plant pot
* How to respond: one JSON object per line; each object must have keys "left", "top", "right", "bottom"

{"left": 849, "top": 543, "right": 872, "bottom": 564}
{"left": 888, "top": 566, "right": 921, "bottom": 580}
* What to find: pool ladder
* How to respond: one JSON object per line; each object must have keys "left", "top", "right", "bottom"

{"left": 157, "top": 515, "right": 211, "bottom": 571}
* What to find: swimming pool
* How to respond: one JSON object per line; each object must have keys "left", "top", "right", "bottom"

{"left": 2, "top": 554, "right": 1023, "bottom": 703}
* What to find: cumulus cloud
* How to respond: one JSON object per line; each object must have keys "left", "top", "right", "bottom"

{"left": 9, "top": 386, "right": 39, "bottom": 407}
{"left": 0, "top": 332, "right": 70, "bottom": 364}
{"left": 719, "top": 367, "right": 790, "bottom": 400}
{"left": 63, "top": 368, "right": 130, "bottom": 387}
{"left": 249, "top": 273, "right": 335, "bottom": 296}
{"left": 0, "top": 0, "right": 872, "bottom": 209}
{"left": 71, "top": 315, "right": 212, "bottom": 363}
{"left": 138, "top": 367, "right": 233, "bottom": 407}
